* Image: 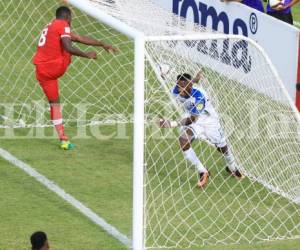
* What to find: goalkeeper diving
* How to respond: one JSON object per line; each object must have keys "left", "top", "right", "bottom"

{"left": 159, "top": 71, "right": 244, "bottom": 188}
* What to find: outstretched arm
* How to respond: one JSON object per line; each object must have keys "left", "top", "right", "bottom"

{"left": 179, "top": 116, "right": 197, "bottom": 126}
{"left": 71, "top": 33, "right": 118, "bottom": 53}
{"left": 61, "top": 37, "right": 97, "bottom": 59}
{"left": 284, "top": 0, "right": 300, "bottom": 8}
{"left": 192, "top": 70, "right": 203, "bottom": 84}
{"left": 158, "top": 116, "right": 197, "bottom": 128}
{"left": 273, "top": 0, "right": 300, "bottom": 10}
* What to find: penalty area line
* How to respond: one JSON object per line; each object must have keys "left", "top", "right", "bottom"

{"left": 0, "top": 147, "right": 131, "bottom": 248}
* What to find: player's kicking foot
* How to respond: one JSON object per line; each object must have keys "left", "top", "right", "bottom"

{"left": 59, "top": 136, "right": 75, "bottom": 150}
{"left": 197, "top": 171, "right": 210, "bottom": 188}
{"left": 60, "top": 140, "right": 75, "bottom": 150}
{"left": 225, "top": 166, "right": 244, "bottom": 180}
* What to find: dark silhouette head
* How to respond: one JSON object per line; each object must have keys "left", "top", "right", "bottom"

{"left": 56, "top": 6, "right": 71, "bottom": 24}
{"left": 30, "top": 231, "right": 49, "bottom": 250}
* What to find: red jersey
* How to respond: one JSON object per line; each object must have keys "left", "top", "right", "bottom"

{"left": 33, "top": 19, "right": 71, "bottom": 65}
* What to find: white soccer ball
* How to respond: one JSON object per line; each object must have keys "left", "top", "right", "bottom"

{"left": 269, "top": 0, "right": 284, "bottom": 8}
{"left": 158, "top": 63, "right": 170, "bottom": 79}
{"left": 18, "top": 119, "right": 26, "bottom": 127}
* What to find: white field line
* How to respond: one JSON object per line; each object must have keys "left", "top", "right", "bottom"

{"left": 0, "top": 147, "right": 131, "bottom": 248}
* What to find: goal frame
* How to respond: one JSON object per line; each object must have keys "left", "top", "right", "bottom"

{"left": 67, "top": 0, "right": 146, "bottom": 249}
{"left": 67, "top": 1, "right": 300, "bottom": 249}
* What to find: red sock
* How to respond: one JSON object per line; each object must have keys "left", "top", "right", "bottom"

{"left": 50, "top": 104, "right": 68, "bottom": 141}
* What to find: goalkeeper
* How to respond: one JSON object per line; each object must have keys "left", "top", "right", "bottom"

{"left": 33, "top": 6, "right": 117, "bottom": 150}
{"left": 159, "top": 72, "right": 243, "bottom": 188}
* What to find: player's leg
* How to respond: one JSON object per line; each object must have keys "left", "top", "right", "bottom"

{"left": 179, "top": 128, "right": 209, "bottom": 188}
{"left": 202, "top": 118, "right": 243, "bottom": 179}
{"left": 38, "top": 80, "right": 74, "bottom": 150}
{"left": 35, "top": 65, "right": 74, "bottom": 150}
{"left": 216, "top": 145, "right": 243, "bottom": 179}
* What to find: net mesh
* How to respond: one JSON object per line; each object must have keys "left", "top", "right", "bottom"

{"left": 144, "top": 38, "right": 300, "bottom": 247}
{"left": 1, "top": 0, "right": 300, "bottom": 249}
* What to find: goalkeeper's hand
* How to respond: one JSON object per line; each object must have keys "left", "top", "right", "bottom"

{"left": 157, "top": 118, "right": 178, "bottom": 128}
{"left": 193, "top": 69, "right": 203, "bottom": 84}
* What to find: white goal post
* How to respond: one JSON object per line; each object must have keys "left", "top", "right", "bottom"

{"left": 66, "top": 0, "right": 146, "bottom": 248}
{"left": 66, "top": 2, "right": 147, "bottom": 247}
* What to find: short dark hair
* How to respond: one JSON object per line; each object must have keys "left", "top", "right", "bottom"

{"left": 56, "top": 6, "right": 71, "bottom": 18}
{"left": 177, "top": 73, "right": 192, "bottom": 82}
{"left": 31, "top": 231, "right": 47, "bottom": 250}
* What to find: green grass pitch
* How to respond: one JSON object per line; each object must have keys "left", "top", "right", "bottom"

{"left": 1, "top": 0, "right": 300, "bottom": 249}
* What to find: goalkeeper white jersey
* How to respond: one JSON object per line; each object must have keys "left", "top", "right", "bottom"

{"left": 171, "top": 85, "right": 218, "bottom": 119}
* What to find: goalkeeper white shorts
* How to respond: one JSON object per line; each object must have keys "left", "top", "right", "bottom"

{"left": 184, "top": 114, "right": 227, "bottom": 148}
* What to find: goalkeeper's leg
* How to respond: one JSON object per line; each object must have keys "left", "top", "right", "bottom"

{"left": 201, "top": 118, "right": 243, "bottom": 179}
{"left": 179, "top": 128, "right": 209, "bottom": 188}
{"left": 214, "top": 129, "right": 244, "bottom": 179}
{"left": 217, "top": 145, "right": 244, "bottom": 179}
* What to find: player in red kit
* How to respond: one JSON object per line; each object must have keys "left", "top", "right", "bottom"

{"left": 33, "top": 6, "right": 117, "bottom": 150}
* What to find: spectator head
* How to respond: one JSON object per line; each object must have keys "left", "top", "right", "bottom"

{"left": 30, "top": 231, "right": 49, "bottom": 250}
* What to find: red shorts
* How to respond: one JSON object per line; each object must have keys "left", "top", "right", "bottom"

{"left": 35, "top": 60, "right": 69, "bottom": 102}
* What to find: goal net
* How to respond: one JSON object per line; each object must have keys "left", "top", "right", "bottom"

{"left": 144, "top": 37, "right": 300, "bottom": 248}
{"left": 1, "top": 0, "right": 300, "bottom": 249}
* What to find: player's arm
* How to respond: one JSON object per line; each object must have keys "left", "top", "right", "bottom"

{"left": 180, "top": 115, "right": 197, "bottom": 126}
{"left": 158, "top": 115, "right": 197, "bottom": 128}
{"left": 284, "top": 0, "right": 300, "bottom": 8}
{"left": 192, "top": 70, "right": 203, "bottom": 84}
{"left": 61, "top": 37, "right": 97, "bottom": 59}
{"left": 71, "top": 33, "right": 118, "bottom": 53}
{"left": 273, "top": 0, "right": 300, "bottom": 10}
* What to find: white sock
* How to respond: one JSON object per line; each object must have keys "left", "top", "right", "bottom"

{"left": 183, "top": 148, "right": 207, "bottom": 173}
{"left": 224, "top": 149, "right": 237, "bottom": 171}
